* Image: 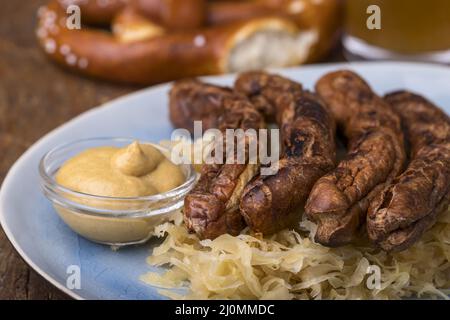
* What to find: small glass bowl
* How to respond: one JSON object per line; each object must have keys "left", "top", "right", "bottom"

{"left": 39, "top": 137, "right": 196, "bottom": 247}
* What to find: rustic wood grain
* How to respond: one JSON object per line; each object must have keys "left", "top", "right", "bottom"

{"left": 0, "top": 0, "right": 136, "bottom": 300}
{"left": 0, "top": 0, "right": 344, "bottom": 300}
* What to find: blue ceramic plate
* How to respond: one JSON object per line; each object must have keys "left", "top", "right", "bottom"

{"left": 1, "top": 62, "right": 449, "bottom": 300}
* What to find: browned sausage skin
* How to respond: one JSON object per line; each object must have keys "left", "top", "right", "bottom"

{"left": 235, "top": 72, "right": 336, "bottom": 234}
{"left": 367, "top": 91, "right": 450, "bottom": 252}
{"left": 168, "top": 74, "right": 300, "bottom": 133}
{"left": 169, "top": 79, "right": 233, "bottom": 134}
{"left": 183, "top": 92, "right": 265, "bottom": 239}
{"left": 233, "top": 71, "right": 303, "bottom": 122}
{"left": 306, "top": 70, "right": 406, "bottom": 247}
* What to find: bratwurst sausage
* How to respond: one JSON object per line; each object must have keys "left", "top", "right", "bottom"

{"left": 183, "top": 91, "right": 265, "bottom": 239}
{"left": 169, "top": 79, "right": 233, "bottom": 134}
{"left": 306, "top": 70, "right": 406, "bottom": 246}
{"left": 235, "top": 72, "right": 336, "bottom": 234}
{"left": 367, "top": 91, "right": 450, "bottom": 252}
{"left": 169, "top": 78, "right": 277, "bottom": 134}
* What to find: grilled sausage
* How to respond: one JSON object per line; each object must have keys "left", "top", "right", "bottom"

{"left": 183, "top": 92, "right": 265, "bottom": 239}
{"left": 306, "top": 70, "right": 406, "bottom": 246}
{"left": 234, "top": 71, "right": 303, "bottom": 122}
{"left": 169, "top": 78, "right": 282, "bottom": 133}
{"left": 169, "top": 79, "right": 233, "bottom": 133}
{"left": 235, "top": 72, "right": 336, "bottom": 234}
{"left": 367, "top": 91, "right": 450, "bottom": 252}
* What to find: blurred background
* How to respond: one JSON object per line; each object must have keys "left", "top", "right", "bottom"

{"left": 0, "top": 0, "right": 449, "bottom": 299}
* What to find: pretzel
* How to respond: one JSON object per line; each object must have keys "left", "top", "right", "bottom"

{"left": 36, "top": 0, "right": 340, "bottom": 85}
{"left": 207, "top": 0, "right": 341, "bottom": 63}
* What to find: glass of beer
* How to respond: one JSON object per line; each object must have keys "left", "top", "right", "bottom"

{"left": 344, "top": 0, "right": 450, "bottom": 63}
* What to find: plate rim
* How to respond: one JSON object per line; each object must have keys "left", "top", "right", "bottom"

{"left": 1, "top": 61, "right": 449, "bottom": 300}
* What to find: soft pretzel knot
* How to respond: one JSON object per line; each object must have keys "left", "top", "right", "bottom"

{"left": 36, "top": 0, "right": 340, "bottom": 85}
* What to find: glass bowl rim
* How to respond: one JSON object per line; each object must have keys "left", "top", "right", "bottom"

{"left": 39, "top": 137, "right": 197, "bottom": 206}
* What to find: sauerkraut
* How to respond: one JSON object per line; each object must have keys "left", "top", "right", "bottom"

{"left": 141, "top": 208, "right": 450, "bottom": 300}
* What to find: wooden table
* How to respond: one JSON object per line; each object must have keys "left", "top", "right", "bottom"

{"left": 0, "top": 0, "right": 137, "bottom": 299}
{"left": 0, "top": 0, "right": 344, "bottom": 300}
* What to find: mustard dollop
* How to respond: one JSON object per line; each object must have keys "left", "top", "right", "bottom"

{"left": 56, "top": 141, "right": 185, "bottom": 197}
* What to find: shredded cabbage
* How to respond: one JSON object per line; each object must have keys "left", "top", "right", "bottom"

{"left": 141, "top": 208, "right": 450, "bottom": 300}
